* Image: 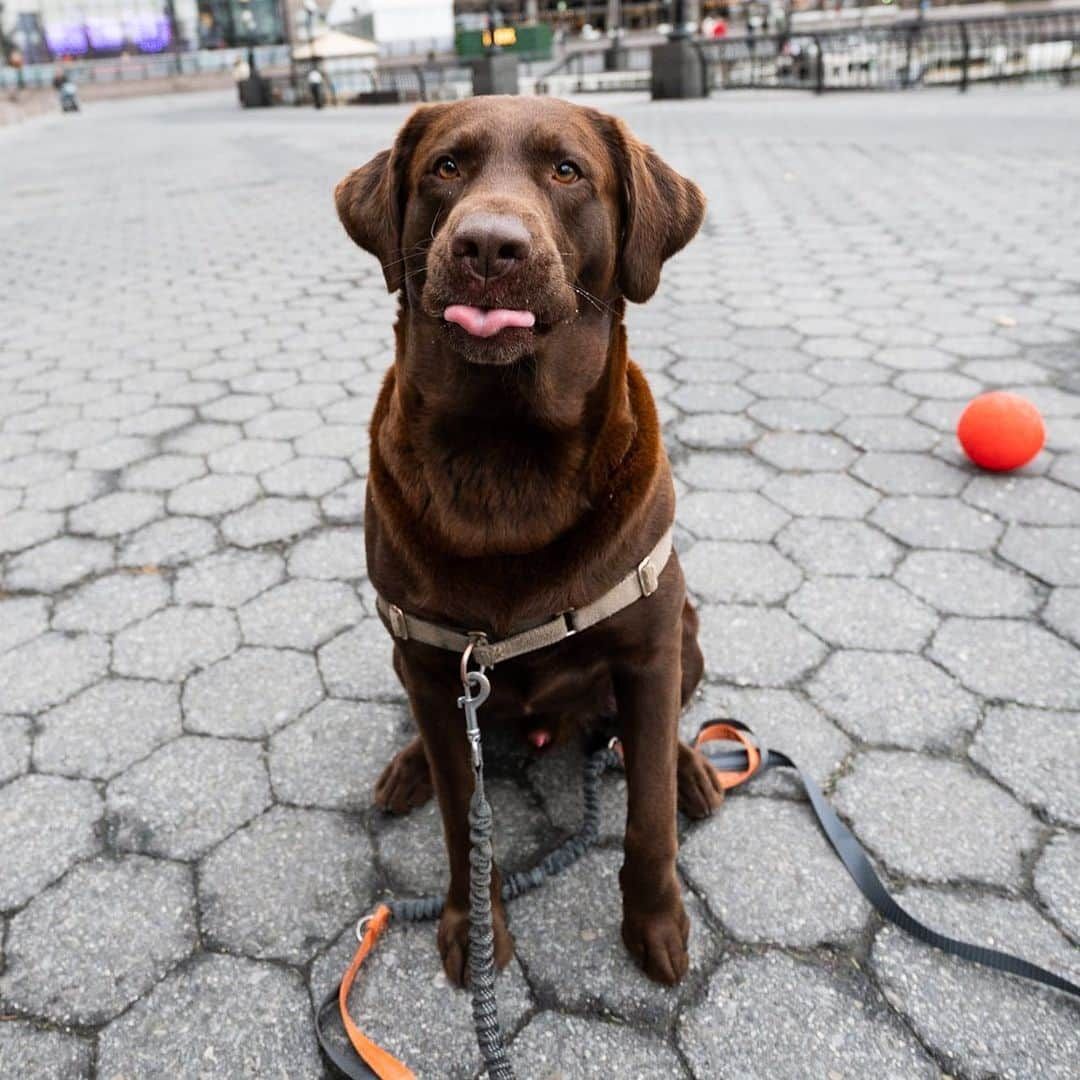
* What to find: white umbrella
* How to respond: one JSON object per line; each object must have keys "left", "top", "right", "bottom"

{"left": 292, "top": 30, "right": 380, "bottom": 60}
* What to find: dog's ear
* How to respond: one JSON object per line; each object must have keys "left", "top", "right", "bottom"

{"left": 334, "top": 105, "right": 446, "bottom": 292}
{"left": 599, "top": 115, "right": 706, "bottom": 304}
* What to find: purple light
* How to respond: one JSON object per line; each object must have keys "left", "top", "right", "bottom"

{"left": 124, "top": 13, "right": 171, "bottom": 53}
{"left": 44, "top": 21, "right": 89, "bottom": 55}
{"left": 86, "top": 17, "right": 125, "bottom": 50}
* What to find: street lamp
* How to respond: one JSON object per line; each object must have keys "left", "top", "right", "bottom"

{"left": 669, "top": 0, "right": 687, "bottom": 39}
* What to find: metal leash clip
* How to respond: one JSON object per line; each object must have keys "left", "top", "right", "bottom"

{"left": 458, "top": 636, "right": 491, "bottom": 773}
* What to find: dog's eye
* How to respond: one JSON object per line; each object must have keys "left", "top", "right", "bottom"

{"left": 434, "top": 157, "right": 459, "bottom": 180}
{"left": 553, "top": 161, "right": 581, "bottom": 185}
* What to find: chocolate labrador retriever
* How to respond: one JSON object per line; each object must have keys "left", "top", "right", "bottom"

{"left": 335, "top": 96, "right": 723, "bottom": 987}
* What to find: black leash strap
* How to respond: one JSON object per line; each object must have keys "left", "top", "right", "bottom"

{"left": 697, "top": 719, "right": 1080, "bottom": 1000}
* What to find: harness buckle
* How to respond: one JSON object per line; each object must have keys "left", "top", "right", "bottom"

{"left": 637, "top": 556, "right": 659, "bottom": 597}
{"left": 387, "top": 604, "right": 409, "bottom": 640}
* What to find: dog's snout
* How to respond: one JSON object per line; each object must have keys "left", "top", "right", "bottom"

{"left": 450, "top": 213, "right": 532, "bottom": 282}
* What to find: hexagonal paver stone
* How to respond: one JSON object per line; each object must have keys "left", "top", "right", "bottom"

{"left": 0, "top": 1021, "right": 91, "bottom": 1078}
{"left": 669, "top": 382, "right": 753, "bottom": 414}
{"left": 508, "top": 849, "right": 714, "bottom": 1025}
{"left": 787, "top": 578, "right": 937, "bottom": 651}
{"left": 3, "top": 536, "right": 114, "bottom": 592}
{"left": 207, "top": 438, "right": 294, "bottom": 474}
{"left": 0, "top": 856, "right": 196, "bottom": 1025}
{"left": 682, "top": 685, "right": 851, "bottom": 799}
{"left": 898, "top": 549, "right": 1040, "bottom": 618}
{"left": 322, "top": 479, "right": 366, "bottom": 524}
{"left": 836, "top": 416, "right": 938, "bottom": 452}
{"left": 0, "top": 508, "right": 63, "bottom": 555}
{"left": 681, "top": 798, "right": 869, "bottom": 947}
{"left": 675, "top": 452, "right": 775, "bottom": 492}
{"left": 261, "top": 456, "right": 352, "bottom": 498}
{"left": 833, "top": 751, "right": 1039, "bottom": 887}
{"left": 807, "top": 651, "right": 979, "bottom": 751}
{"left": 852, "top": 452, "right": 968, "bottom": 497}
{"left": 763, "top": 473, "right": 879, "bottom": 519}
{"left": 106, "top": 736, "right": 271, "bottom": 860}
{"left": 0, "top": 595, "right": 49, "bottom": 653}
{"left": 221, "top": 497, "right": 320, "bottom": 548}
{"left": 68, "top": 492, "right": 163, "bottom": 538}
{"left": 931, "top": 617, "right": 1080, "bottom": 708}
{"left": 199, "top": 806, "right": 374, "bottom": 963}
{"left": 52, "top": 571, "right": 170, "bottom": 633}
{"left": 683, "top": 541, "right": 802, "bottom": 604}
{"left": 173, "top": 549, "right": 283, "bottom": 607}
{"left": 698, "top": 605, "right": 827, "bottom": 687}
{"left": 113, "top": 607, "right": 238, "bottom": 681}
{"left": 238, "top": 579, "right": 362, "bottom": 651}
{"left": 677, "top": 491, "right": 789, "bottom": 542}
{"left": 748, "top": 398, "right": 843, "bottom": 432}
{"left": 775, "top": 518, "right": 901, "bottom": 577}
{"left": 270, "top": 700, "right": 407, "bottom": 811}
{"left": 0, "top": 632, "right": 109, "bottom": 714}
{"left": 119, "top": 516, "right": 218, "bottom": 568}
{"left": 183, "top": 646, "right": 323, "bottom": 738}
{"left": 311, "top": 921, "right": 532, "bottom": 1080}
{"left": 35, "top": 679, "right": 181, "bottom": 780}
{"left": 97, "top": 953, "right": 321, "bottom": 1080}
{"left": 0, "top": 716, "right": 31, "bottom": 784}
{"left": 1035, "top": 831, "right": 1080, "bottom": 940}
{"left": 678, "top": 951, "right": 936, "bottom": 1080}
{"left": 969, "top": 705, "right": 1080, "bottom": 827}
{"left": 512, "top": 1011, "right": 685, "bottom": 1080}
{"left": 0, "top": 775, "right": 102, "bottom": 908}
{"left": 166, "top": 474, "right": 260, "bottom": 516}
{"left": 121, "top": 453, "right": 206, "bottom": 491}
{"left": 287, "top": 527, "right": 366, "bottom": 580}
{"left": 871, "top": 888, "right": 1080, "bottom": 1079}
{"left": 752, "top": 433, "right": 857, "bottom": 472}
{"left": 870, "top": 495, "right": 1003, "bottom": 551}
{"left": 674, "top": 413, "right": 760, "bottom": 450}
{"left": 375, "top": 775, "right": 551, "bottom": 897}
{"left": 999, "top": 524, "right": 1080, "bottom": 585}
{"left": 318, "top": 617, "right": 404, "bottom": 700}
{"left": 964, "top": 475, "right": 1080, "bottom": 526}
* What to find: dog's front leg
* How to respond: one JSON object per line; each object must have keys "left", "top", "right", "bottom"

{"left": 404, "top": 673, "right": 513, "bottom": 986}
{"left": 613, "top": 644, "right": 690, "bottom": 985}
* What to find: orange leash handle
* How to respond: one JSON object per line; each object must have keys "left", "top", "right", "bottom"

{"left": 337, "top": 904, "right": 415, "bottom": 1080}
{"left": 693, "top": 721, "right": 761, "bottom": 789}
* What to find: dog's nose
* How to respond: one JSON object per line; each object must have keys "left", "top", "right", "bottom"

{"left": 450, "top": 213, "right": 532, "bottom": 281}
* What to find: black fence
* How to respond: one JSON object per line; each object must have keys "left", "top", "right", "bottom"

{"left": 698, "top": 9, "right": 1080, "bottom": 93}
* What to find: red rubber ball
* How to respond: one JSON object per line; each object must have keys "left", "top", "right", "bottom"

{"left": 957, "top": 391, "right": 1045, "bottom": 472}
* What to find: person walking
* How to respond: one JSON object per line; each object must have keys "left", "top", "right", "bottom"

{"left": 307, "top": 64, "right": 325, "bottom": 109}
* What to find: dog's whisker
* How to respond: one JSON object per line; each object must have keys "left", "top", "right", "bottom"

{"left": 571, "top": 284, "right": 616, "bottom": 317}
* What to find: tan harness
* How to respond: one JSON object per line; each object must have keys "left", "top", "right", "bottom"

{"left": 374, "top": 525, "right": 674, "bottom": 668}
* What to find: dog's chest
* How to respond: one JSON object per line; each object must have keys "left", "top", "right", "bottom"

{"left": 483, "top": 652, "right": 613, "bottom": 722}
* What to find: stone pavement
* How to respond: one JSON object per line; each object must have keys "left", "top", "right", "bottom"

{"left": 1, "top": 87, "right": 1079, "bottom": 1079}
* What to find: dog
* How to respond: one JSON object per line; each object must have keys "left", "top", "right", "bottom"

{"left": 335, "top": 96, "right": 724, "bottom": 987}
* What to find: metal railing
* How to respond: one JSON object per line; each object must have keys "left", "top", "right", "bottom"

{"left": 265, "top": 58, "right": 473, "bottom": 105}
{"left": 0, "top": 45, "right": 293, "bottom": 91}
{"left": 698, "top": 8, "right": 1080, "bottom": 93}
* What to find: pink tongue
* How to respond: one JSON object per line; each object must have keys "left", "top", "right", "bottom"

{"left": 444, "top": 305, "right": 535, "bottom": 338}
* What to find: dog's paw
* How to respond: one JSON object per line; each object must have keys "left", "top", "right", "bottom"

{"left": 374, "top": 738, "right": 434, "bottom": 814}
{"left": 437, "top": 903, "right": 514, "bottom": 988}
{"left": 677, "top": 743, "right": 725, "bottom": 819}
{"left": 622, "top": 901, "right": 690, "bottom": 985}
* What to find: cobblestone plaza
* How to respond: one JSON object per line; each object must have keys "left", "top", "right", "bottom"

{"left": 1, "top": 87, "right": 1079, "bottom": 1078}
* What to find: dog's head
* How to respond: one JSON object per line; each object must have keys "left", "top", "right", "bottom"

{"left": 335, "top": 97, "right": 705, "bottom": 366}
